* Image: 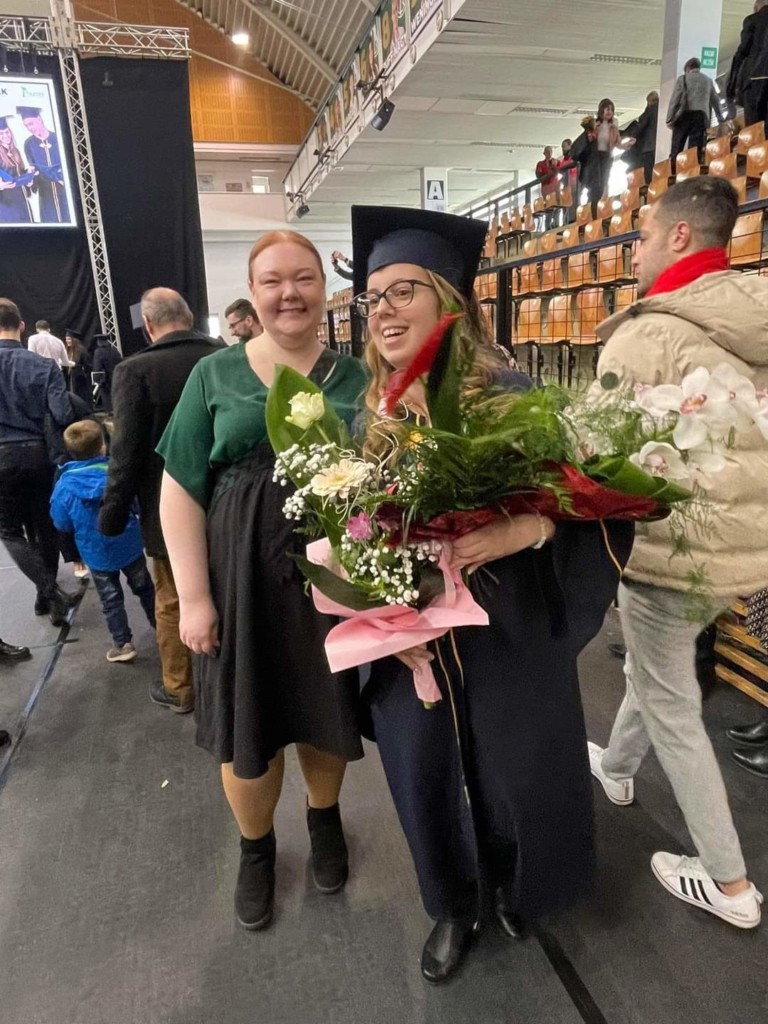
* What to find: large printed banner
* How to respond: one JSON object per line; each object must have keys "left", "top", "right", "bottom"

{"left": 358, "top": 25, "right": 381, "bottom": 85}
{"left": 380, "top": 0, "right": 407, "bottom": 71}
{"left": 0, "top": 75, "right": 76, "bottom": 227}
{"left": 410, "top": 0, "right": 440, "bottom": 38}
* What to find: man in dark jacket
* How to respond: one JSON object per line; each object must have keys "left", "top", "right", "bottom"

{"left": 0, "top": 298, "right": 78, "bottom": 626}
{"left": 99, "top": 288, "right": 223, "bottom": 713}
{"left": 92, "top": 334, "right": 122, "bottom": 412}
{"left": 727, "top": 0, "right": 768, "bottom": 128}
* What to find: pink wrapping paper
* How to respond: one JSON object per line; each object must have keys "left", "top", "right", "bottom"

{"left": 306, "top": 539, "right": 490, "bottom": 704}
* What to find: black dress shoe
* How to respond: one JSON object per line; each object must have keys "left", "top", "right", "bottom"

{"left": 494, "top": 890, "right": 527, "bottom": 940}
{"left": 0, "top": 639, "right": 32, "bottom": 661}
{"left": 726, "top": 718, "right": 768, "bottom": 746}
{"left": 420, "top": 919, "right": 476, "bottom": 984}
{"left": 731, "top": 743, "right": 768, "bottom": 779}
{"left": 48, "top": 587, "right": 80, "bottom": 627}
{"left": 34, "top": 594, "right": 50, "bottom": 615}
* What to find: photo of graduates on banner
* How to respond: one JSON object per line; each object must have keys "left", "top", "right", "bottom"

{"left": 342, "top": 64, "right": 358, "bottom": 123}
{"left": 0, "top": 76, "right": 76, "bottom": 227}
{"left": 358, "top": 25, "right": 380, "bottom": 85}
{"left": 315, "top": 111, "right": 329, "bottom": 154}
{"left": 329, "top": 88, "right": 344, "bottom": 141}
{"left": 380, "top": 0, "right": 407, "bottom": 71}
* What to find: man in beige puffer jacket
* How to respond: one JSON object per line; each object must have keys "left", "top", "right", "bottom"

{"left": 588, "top": 177, "right": 767, "bottom": 929}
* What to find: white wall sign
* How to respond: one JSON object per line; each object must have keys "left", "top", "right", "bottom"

{"left": 421, "top": 167, "right": 447, "bottom": 212}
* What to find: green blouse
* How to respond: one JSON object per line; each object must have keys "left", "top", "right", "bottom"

{"left": 157, "top": 343, "right": 367, "bottom": 509}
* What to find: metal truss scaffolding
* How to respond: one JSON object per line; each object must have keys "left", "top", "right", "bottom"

{"left": 0, "top": 6, "right": 190, "bottom": 350}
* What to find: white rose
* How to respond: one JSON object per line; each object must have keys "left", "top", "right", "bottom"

{"left": 286, "top": 391, "right": 326, "bottom": 430}
{"left": 310, "top": 459, "right": 371, "bottom": 500}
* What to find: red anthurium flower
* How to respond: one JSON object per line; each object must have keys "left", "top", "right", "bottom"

{"left": 381, "top": 313, "right": 463, "bottom": 416}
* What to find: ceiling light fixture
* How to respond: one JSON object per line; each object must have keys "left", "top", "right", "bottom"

{"left": 232, "top": 31, "right": 250, "bottom": 46}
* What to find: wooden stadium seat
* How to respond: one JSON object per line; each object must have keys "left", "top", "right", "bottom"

{"left": 522, "top": 204, "right": 535, "bottom": 232}
{"left": 554, "top": 186, "right": 574, "bottom": 210}
{"left": 709, "top": 152, "right": 739, "bottom": 180}
{"left": 675, "top": 146, "right": 701, "bottom": 173}
{"left": 500, "top": 211, "right": 511, "bottom": 235}
{"left": 737, "top": 122, "right": 766, "bottom": 156}
{"left": 509, "top": 208, "right": 523, "bottom": 232}
{"left": 620, "top": 187, "right": 641, "bottom": 212}
{"left": 597, "top": 244, "right": 629, "bottom": 284}
{"left": 486, "top": 276, "right": 498, "bottom": 300}
{"left": 676, "top": 164, "right": 702, "bottom": 183}
{"left": 560, "top": 224, "right": 580, "bottom": 249}
{"left": 517, "top": 298, "right": 547, "bottom": 341}
{"left": 759, "top": 171, "right": 768, "bottom": 199}
{"left": 746, "top": 142, "right": 768, "bottom": 180}
{"left": 609, "top": 210, "right": 634, "bottom": 236}
{"left": 613, "top": 284, "right": 637, "bottom": 316}
{"left": 566, "top": 251, "right": 592, "bottom": 289}
{"left": 534, "top": 196, "right": 547, "bottom": 215}
{"left": 548, "top": 294, "right": 573, "bottom": 340}
{"left": 573, "top": 288, "right": 606, "bottom": 342}
{"left": 705, "top": 134, "right": 732, "bottom": 166}
{"left": 596, "top": 196, "right": 615, "bottom": 221}
{"left": 646, "top": 179, "right": 669, "bottom": 203}
{"left": 652, "top": 159, "right": 673, "bottom": 183}
{"left": 729, "top": 211, "right": 764, "bottom": 266}
{"left": 584, "top": 220, "right": 605, "bottom": 244}
{"left": 731, "top": 176, "right": 748, "bottom": 204}
{"left": 637, "top": 204, "right": 652, "bottom": 228}
{"left": 576, "top": 203, "right": 592, "bottom": 227}
{"left": 625, "top": 167, "right": 646, "bottom": 191}
{"left": 540, "top": 231, "right": 558, "bottom": 255}
{"left": 519, "top": 261, "right": 539, "bottom": 294}
{"left": 540, "top": 257, "right": 566, "bottom": 292}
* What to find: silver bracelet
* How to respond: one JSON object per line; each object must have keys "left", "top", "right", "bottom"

{"left": 531, "top": 512, "right": 549, "bottom": 550}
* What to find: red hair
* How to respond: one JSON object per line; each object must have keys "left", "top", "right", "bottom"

{"left": 247, "top": 230, "right": 325, "bottom": 283}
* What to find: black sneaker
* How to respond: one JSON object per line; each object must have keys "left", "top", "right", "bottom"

{"left": 307, "top": 803, "right": 349, "bottom": 894}
{"left": 149, "top": 678, "right": 193, "bottom": 714}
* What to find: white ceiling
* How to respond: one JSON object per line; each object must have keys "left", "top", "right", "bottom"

{"left": 300, "top": 0, "right": 748, "bottom": 223}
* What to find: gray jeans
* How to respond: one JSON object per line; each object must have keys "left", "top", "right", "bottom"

{"left": 602, "top": 579, "right": 746, "bottom": 883}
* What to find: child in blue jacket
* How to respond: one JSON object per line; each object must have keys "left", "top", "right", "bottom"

{"left": 50, "top": 420, "right": 155, "bottom": 662}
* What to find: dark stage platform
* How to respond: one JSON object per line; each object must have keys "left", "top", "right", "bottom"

{"left": 0, "top": 547, "right": 765, "bottom": 1024}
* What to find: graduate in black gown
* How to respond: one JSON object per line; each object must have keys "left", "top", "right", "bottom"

{"left": 351, "top": 206, "right": 634, "bottom": 984}
{"left": 17, "top": 106, "right": 70, "bottom": 224}
{"left": 0, "top": 116, "right": 32, "bottom": 225}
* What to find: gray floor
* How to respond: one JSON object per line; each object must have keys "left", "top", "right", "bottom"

{"left": 0, "top": 551, "right": 766, "bottom": 1024}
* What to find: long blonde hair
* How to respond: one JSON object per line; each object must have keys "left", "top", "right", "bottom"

{"left": 362, "top": 270, "right": 504, "bottom": 456}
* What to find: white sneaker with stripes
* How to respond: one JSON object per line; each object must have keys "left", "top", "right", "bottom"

{"left": 587, "top": 742, "right": 634, "bottom": 805}
{"left": 651, "top": 852, "right": 763, "bottom": 929}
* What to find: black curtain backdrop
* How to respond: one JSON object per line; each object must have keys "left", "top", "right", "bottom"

{"left": 0, "top": 56, "right": 207, "bottom": 356}
{"left": 0, "top": 55, "right": 100, "bottom": 344}
{"left": 81, "top": 58, "right": 207, "bottom": 355}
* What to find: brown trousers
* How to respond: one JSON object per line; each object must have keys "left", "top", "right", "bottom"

{"left": 153, "top": 557, "right": 192, "bottom": 707}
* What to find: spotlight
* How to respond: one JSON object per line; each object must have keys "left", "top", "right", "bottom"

{"left": 371, "top": 98, "right": 395, "bottom": 132}
{"left": 297, "top": 202, "right": 311, "bottom": 219}
{"left": 232, "top": 31, "right": 250, "bottom": 46}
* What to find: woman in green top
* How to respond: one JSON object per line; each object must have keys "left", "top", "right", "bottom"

{"left": 158, "top": 231, "right": 367, "bottom": 931}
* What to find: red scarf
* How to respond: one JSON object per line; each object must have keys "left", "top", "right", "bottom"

{"left": 645, "top": 247, "right": 730, "bottom": 298}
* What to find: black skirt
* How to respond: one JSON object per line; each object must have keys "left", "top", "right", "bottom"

{"left": 193, "top": 443, "right": 363, "bottom": 778}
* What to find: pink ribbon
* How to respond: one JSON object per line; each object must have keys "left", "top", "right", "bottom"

{"left": 306, "top": 539, "right": 490, "bottom": 704}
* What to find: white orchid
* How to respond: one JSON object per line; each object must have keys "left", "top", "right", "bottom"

{"left": 286, "top": 391, "right": 326, "bottom": 431}
{"left": 755, "top": 395, "right": 768, "bottom": 441}
{"left": 637, "top": 367, "right": 736, "bottom": 450}
{"left": 686, "top": 442, "right": 728, "bottom": 479}
{"left": 629, "top": 442, "right": 690, "bottom": 482}
{"left": 709, "top": 362, "right": 760, "bottom": 431}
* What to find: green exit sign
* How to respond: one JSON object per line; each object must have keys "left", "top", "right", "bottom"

{"left": 701, "top": 46, "right": 718, "bottom": 70}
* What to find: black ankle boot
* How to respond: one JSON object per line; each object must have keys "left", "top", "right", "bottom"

{"left": 420, "top": 919, "right": 476, "bottom": 984}
{"left": 235, "top": 830, "right": 276, "bottom": 930}
{"left": 494, "top": 888, "right": 527, "bottom": 940}
{"left": 307, "top": 803, "right": 349, "bottom": 894}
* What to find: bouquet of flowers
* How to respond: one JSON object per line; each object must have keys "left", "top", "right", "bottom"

{"left": 267, "top": 314, "right": 768, "bottom": 702}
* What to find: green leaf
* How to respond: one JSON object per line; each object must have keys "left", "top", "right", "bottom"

{"left": 291, "top": 554, "right": 382, "bottom": 611}
{"left": 266, "top": 365, "right": 349, "bottom": 456}
{"left": 584, "top": 455, "right": 692, "bottom": 504}
{"left": 426, "top": 313, "right": 463, "bottom": 434}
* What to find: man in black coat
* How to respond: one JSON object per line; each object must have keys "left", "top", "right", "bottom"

{"left": 92, "top": 334, "right": 122, "bottom": 412}
{"left": 727, "top": 0, "right": 768, "bottom": 129}
{"left": 99, "top": 288, "right": 223, "bottom": 713}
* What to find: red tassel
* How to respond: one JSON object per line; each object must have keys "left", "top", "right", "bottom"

{"left": 381, "top": 313, "right": 462, "bottom": 416}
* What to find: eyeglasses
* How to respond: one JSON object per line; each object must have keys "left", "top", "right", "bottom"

{"left": 228, "top": 317, "right": 246, "bottom": 330}
{"left": 352, "top": 279, "right": 436, "bottom": 319}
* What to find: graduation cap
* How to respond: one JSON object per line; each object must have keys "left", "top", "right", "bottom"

{"left": 16, "top": 106, "right": 42, "bottom": 120}
{"left": 0, "top": 116, "right": 14, "bottom": 130}
{"left": 93, "top": 333, "right": 115, "bottom": 343}
{"left": 65, "top": 328, "right": 83, "bottom": 340}
{"left": 351, "top": 205, "right": 487, "bottom": 301}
